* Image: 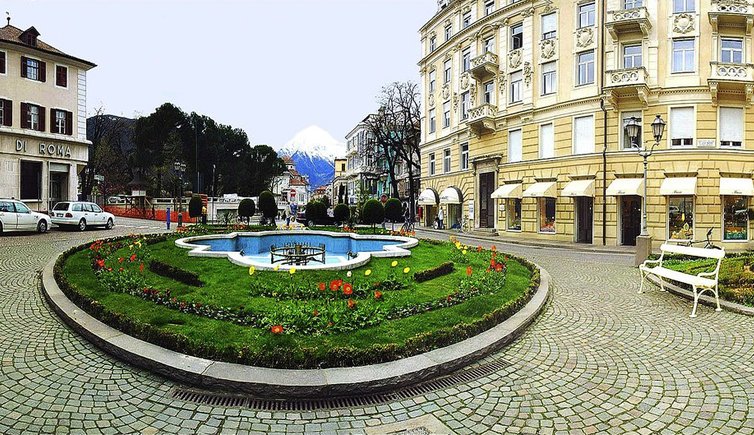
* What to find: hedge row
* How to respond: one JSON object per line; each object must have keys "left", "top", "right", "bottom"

{"left": 413, "top": 261, "right": 455, "bottom": 283}
{"left": 148, "top": 260, "right": 203, "bottom": 287}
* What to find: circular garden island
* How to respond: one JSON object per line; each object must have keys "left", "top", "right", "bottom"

{"left": 54, "top": 225, "right": 540, "bottom": 375}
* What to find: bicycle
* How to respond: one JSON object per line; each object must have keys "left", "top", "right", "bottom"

{"left": 401, "top": 216, "right": 415, "bottom": 233}
{"left": 452, "top": 217, "right": 470, "bottom": 233}
{"left": 679, "top": 228, "right": 721, "bottom": 250}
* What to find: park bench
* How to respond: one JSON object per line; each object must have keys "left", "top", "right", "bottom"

{"left": 639, "top": 243, "right": 725, "bottom": 318}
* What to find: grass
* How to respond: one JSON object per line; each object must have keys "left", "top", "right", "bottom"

{"left": 60, "top": 231, "right": 535, "bottom": 368}
{"left": 663, "top": 253, "right": 754, "bottom": 307}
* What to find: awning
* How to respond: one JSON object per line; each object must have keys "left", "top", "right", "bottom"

{"left": 606, "top": 178, "right": 644, "bottom": 196}
{"left": 418, "top": 188, "right": 439, "bottom": 205}
{"left": 439, "top": 187, "right": 463, "bottom": 204}
{"left": 522, "top": 181, "right": 557, "bottom": 198}
{"left": 720, "top": 177, "right": 754, "bottom": 196}
{"left": 660, "top": 177, "right": 697, "bottom": 196}
{"left": 491, "top": 183, "right": 522, "bottom": 199}
{"left": 561, "top": 179, "right": 595, "bottom": 197}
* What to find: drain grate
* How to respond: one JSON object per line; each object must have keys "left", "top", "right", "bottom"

{"left": 171, "top": 357, "right": 510, "bottom": 410}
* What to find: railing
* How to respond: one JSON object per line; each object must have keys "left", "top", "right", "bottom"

{"left": 471, "top": 52, "right": 498, "bottom": 69}
{"left": 606, "top": 6, "right": 651, "bottom": 38}
{"left": 468, "top": 104, "right": 497, "bottom": 121}
{"left": 712, "top": 0, "right": 752, "bottom": 14}
{"left": 710, "top": 62, "right": 754, "bottom": 81}
{"left": 605, "top": 66, "right": 649, "bottom": 87}
{"left": 608, "top": 6, "right": 650, "bottom": 23}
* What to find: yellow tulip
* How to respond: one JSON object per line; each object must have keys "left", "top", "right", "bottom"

{"left": 391, "top": 260, "right": 398, "bottom": 267}
{"left": 273, "top": 264, "right": 280, "bottom": 271}
{"left": 289, "top": 267, "right": 297, "bottom": 275}
{"left": 462, "top": 250, "right": 467, "bottom": 255}
{"left": 248, "top": 266, "right": 255, "bottom": 276}
{"left": 365, "top": 269, "right": 372, "bottom": 276}
{"left": 403, "top": 267, "right": 411, "bottom": 274}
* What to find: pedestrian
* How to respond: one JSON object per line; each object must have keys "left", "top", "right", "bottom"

{"left": 438, "top": 207, "right": 445, "bottom": 230}
{"left": 283, "top": 210, "right": 289, "bottom": 226}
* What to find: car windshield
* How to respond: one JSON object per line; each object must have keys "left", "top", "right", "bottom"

{"left": 53, "top": 202, "right": 70, "bottom": 211}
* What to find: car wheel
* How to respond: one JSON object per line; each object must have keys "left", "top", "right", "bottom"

{"left": 306, "top": 220, "right": 312, "bottom": 227}
{"left": 0, "top": 222, "right": 3, "bottom": 234}
{"left": 37, "top": 220, "right": 48, "bottom": 233}
{"left": 105, "top": 218, "right": 114, "bottom": 230}
{"left": 78, "top": 219, "right": 87, "bottom": 232}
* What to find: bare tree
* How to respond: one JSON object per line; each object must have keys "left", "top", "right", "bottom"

{"left": 83, "top": 107, "right": 134, "bottom": 198}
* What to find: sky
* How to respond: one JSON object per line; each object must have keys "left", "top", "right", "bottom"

{"left": 5, "top": 0, "right": 435, "bottom": 148}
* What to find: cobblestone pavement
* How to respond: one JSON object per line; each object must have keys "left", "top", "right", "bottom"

{"left": 1, "top": 221, "right": 753, "bottom": 434}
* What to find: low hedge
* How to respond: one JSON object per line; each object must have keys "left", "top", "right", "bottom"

{"left": 414, "top": 261, "right": 455, "bottom": 283}
{"left": 149, "top": 260, "right": 203, "bottom": 287}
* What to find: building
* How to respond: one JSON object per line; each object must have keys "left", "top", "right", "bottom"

{"left": 342, "top": 115, "right": 390, "bottom": 205}
{"left": 0, "top": 21, "right": 96, "bottom": 211}
{"left": 271, "top": 156, "right": 310, "bottom": 210}
{"left": 418, "top": 0, "right": 754, "bottom": 249}
{"left": 331, "top": 157, "right": 347, "bottom": 204}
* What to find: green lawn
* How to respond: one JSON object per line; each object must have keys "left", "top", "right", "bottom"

{"left": 663, "top": 253, "right": 754, "bottom": 307}
{"left": 59, "top": 230, "right": 536, "bottom": 368}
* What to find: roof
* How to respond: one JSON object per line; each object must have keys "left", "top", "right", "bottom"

{"left": 0, "top": 24, "right": 96, "bottom": 68}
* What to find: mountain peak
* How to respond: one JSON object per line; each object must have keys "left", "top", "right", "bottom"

{"left": 280, "top": 125, "right": 345, "bottom": 160}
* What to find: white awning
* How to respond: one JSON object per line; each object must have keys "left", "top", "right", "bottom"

{"left": 418, "top": 188, "right": 439, "bottom": 205}
{"left": 561, "top": 179, "right": 595, "bottom": 197}
{"left": 660, "top": 177, "right": 697, "bottom": 196}
{"left": 522, "top": 181, "right": 557, "bottom": 198}
{"left": 439, "top": 187, "right": 463, "bottom": 204}
{"left": 720, "top": 177, "right": 754, "bottom": 196}
{"left": 491, "top": 183, "right": 523, "bottom": 199}
{"left": 606, "top": 178, "right": 644, "bottom": 196}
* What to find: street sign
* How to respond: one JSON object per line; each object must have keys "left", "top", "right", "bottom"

{"left": 94, "top": 174, "right": 104, "bottom": 182}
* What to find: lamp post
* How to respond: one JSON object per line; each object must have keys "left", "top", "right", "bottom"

{"left": 174, "top": 161, "right": 186, "bottom": 227}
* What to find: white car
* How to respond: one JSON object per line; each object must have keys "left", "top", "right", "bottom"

{"left": 0, "top": 199, "right": 52, "bottom": 234}
{"left": 50, "top": 201, "right": 115, "bottom": 231}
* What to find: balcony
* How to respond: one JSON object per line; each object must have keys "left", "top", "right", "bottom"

{"left": 469, "top": 52, "right": 499, "bottom": 82}
{"left": 604, "top": 67, "right": 650, "bottom": 105}
{"left": 606, "top": 7, "right": 652, "bottom": 40}
{"left": 708, "top": 62, "right": 754, "bottom": 104}
{"left": 709, "top": 0, "right": 754, "bottom": 33}
{"left": 467, "top": 104, "right": 497, "bottom": 137}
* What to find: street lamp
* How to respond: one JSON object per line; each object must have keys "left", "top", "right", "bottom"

{"left": 625, "top": 114, "right": 666, "bottom": 237}
{"left": 174, "top": 161, "right": 187, "bottom": 227}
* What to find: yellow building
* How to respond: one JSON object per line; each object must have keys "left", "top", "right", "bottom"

{"left": 0, "top": 21, "right": 96, "bottom": 211}
{"left": 419, "top": 0, "right": 754, "bottom": 250}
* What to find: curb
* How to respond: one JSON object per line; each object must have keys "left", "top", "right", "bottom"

{"left": 42, "top": 255, "right": 550, "bottom": 398}
{"left": 645, "top": 274, "right": 754, "bottom": 316}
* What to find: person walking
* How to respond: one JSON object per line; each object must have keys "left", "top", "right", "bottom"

{"left": 438, "top": 207, "right": 445, "bottom": 230}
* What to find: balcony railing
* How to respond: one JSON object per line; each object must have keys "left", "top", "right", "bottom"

{"left": 606, "top": 7, "right": 652, "bottom": 39}
{"left": 469, "top": 52, "right": 499, "bottom": 82}
{"left": 467, "top": 104, "right": 497, "bottom": 136}
{"left": 709, "top": 0, "right": 754, "bottom": 32}
{"left": 604, "top": 67, "right": 650, "bottom": 105}
{"left": 708, "top": 62, "right": 754, "bottom": 104}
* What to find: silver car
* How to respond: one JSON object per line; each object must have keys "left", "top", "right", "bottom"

{"left": 50, "top": 201, "right": 115, "bottom": 231}
{"left": 0, "top": 199, "right": 52, "bottom": 234}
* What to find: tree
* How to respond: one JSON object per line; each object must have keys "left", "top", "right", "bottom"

{"left": 384, "top": 198, "right": 402, "bottom": 223}
{"left": 238, "top": 198, "right": 256, "bottom": 223}
{"left": 333, "top": 203, "right": 350, "bottom": 224}
{"left": 305, "top": 200, "right": 326, "bottom": 225}
{"left": 133, "top": 103, "right": 188, "bottom": 196}
{"left": 258, "top": 191, "right": 277, "bottom": 225}
{"left": 189, "top": 195, "right": 202, "bottom": 218}
{"left": 362, "top": 199, "right": 385, "bottom": 233}
{"left": 84, "top": 109, "right": 134, "bottom": 198}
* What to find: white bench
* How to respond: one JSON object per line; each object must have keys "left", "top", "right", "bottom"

{"left": 639, "top": 243, "right": 726, "bottom": 318}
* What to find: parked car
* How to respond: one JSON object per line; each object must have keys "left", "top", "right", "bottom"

{"left": 50, "top": 201, "right": 115, "bottom": 231}
{"left": 0, "top": 198, "right": 52, "bottom": 234}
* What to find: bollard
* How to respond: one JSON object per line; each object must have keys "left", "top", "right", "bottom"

{"left": 166, "top": 207, "right": 171, "bottom": 230}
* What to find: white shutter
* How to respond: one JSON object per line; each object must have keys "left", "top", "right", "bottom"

{"left": 509, "top": 129, "right": 522, "bottom": 162}
{"left": 540, "top": 123, "right": 554, "bottom": 158}
{"left": 720, "top": 107, "right": 743, "bottom": 143}
{"left": 670, "top": 107, "right": 693, "bottom": 139}
{"left": 542, "top": 13, "right": 556, "bottom": 35}
{"left": 573, "top": 115, "right": 595, "bottom": 154}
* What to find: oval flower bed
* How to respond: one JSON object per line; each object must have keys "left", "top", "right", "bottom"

{"left": 55, "top": 228, "right": 538, "bottom": 369}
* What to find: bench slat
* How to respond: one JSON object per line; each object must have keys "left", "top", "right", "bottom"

{"left": 659, "top": 243, "right": 725, "bottom": 259}
{"left": 641, "top": 266, "right": 716, "bottom": 287}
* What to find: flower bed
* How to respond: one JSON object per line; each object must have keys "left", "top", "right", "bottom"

{"left": 56, "top": 229, "right": 537, "bottom": 369}
{"left": 664, "top": 253, "right": 754, "bottom": 307}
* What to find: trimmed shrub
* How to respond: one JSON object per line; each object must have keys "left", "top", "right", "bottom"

{"left": 305, "top": 200, "right": 326, "bottom": 223}
{"left": 333, "top": 203, "right": 350, "bottom": 224}
{"left": 258, "top": 191, "right": 277, "bottom": 224}
{"left": 362, "top": 199, "right": 384, "bottom": 231}
{"left": 238, "top": 198, "right": 256, "bottom": 223}
{"left": 149, "top": 260, "right": 203, "bottom": 287}
{"left": 188, "top": 195, "right": 202, "bottom": 218}
{"left": 413, "top": 261, "right": 455, "bottom": 283}
{"left": 384, "top": 198, "right": 403, "bottom": 223}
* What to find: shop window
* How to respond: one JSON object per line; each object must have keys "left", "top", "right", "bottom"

{"left": 723, "top": 196, "right": 748, "bottom": 241}
{"left": 20, "top": 161, "right": 42, "bottom": 200}
{"left": 668, "top": 196, "right": 694, "bottom": 240}
{"left": 507, "top": 198, "right": 522, "bottom": 231}
{"left": 539, "top": 197, "right": 556, "bottom": 233}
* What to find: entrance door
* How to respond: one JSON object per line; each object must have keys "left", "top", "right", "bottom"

{"left": 576, "top": 197, "right": 593, "bottom": 243}
{"left": 621, "top": 195, "right": 641, "bottom": 246}
{"left": 478, "top": 173, "right": 495, "bottom": 228}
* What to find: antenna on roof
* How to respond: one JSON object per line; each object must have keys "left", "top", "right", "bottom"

{"left": 5, "top": 12, "right": 9, "bottom": 26}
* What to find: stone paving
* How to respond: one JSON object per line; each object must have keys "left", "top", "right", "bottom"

{"left": 1, "top": 220, "right": 753, "bottom": 434}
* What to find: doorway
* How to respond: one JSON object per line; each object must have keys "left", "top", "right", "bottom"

{"left": 620, "top": 195, "right": 641, "bottom": 246}
{"left": 575, "top": 197, "right": 593, "bottom": 243}
{"left": 478, "top": 172, "right": 495, "bottom": 228}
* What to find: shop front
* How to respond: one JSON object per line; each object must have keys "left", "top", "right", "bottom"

{"left": 491, "top": 182, "right": 523, "bottom": 233}
{"left": 418, "top": 188, "right": 439, "bottom": 227}
{"left": 720, "top": 178, "right": 754, "bottom": 242}
{"left": 439, "top": 186, "right": 463, "bottom": 229}
{"left": 562, "top": 179, "right": 595, "bottom": 244}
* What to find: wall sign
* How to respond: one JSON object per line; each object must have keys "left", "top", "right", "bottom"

{"left": 16, "top": 139, "right": 72, "bottom": 158}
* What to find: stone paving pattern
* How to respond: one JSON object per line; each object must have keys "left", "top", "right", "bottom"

{"left": 1, "top": 220, "right": 753, "bottom": 434}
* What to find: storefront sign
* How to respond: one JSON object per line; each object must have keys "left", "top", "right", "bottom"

{"left": 15, "top": 140, "right": 72, "bottom": 158}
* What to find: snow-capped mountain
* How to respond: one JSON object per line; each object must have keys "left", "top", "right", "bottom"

{"left": 279, "top": 126, "right": 345, "bottom": 189}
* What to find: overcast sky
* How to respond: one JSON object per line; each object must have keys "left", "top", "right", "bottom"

{"left": 5, "top": 0, "right": 435, "bottom": 147}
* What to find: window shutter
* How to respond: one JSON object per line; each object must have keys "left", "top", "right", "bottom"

{"left": 574, "top": 115, "right": 595, "bottom": 154}
{"left": 670, "top": 107, "right": 693, "bottom": 139}
{"left": 65, "top": 110, "right": 73, "bottom": 135}
{"left": 540, "top": 123, "right": 554, "bottom": 158}
{"left": 39, "top": 61, "right": 46, "bottom": 82}
{"left": 720, "top": 107, "right": 743, "bottom": 143}
{"left": 3, "top": 100, "right": 11, "bottom": 126}
{"left": 0, "top": 52, "right": 5, "bottom": 74}
{"left": 20, "top": 103, "right": 29, "bottom": 129}
{"left": 38, "top": 105, "right": 46, "bottom": 132}
{"left": 509, "top": 129, "right": 523, "bottom": 162}
{"left": 20, "top": 56, "right": 27, "bottom": 78}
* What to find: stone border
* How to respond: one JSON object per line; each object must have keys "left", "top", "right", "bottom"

{"left": 175, "top": 230, "right": 418, "bottom": 271}
{"left": 42, "top": 255, "right": 550, "bottom": 398}
{"left": 645, "top": 274, "right": 754, "bottom": 317}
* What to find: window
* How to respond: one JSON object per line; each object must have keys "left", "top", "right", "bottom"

{"left": 460, "top": 143, "right": 469, "bottom": 170}
{"left": 461, "top": 91, "right": 470, "bottom": 120}
{"left": 22, "top": 57, "right": 43, "bottom": 81}
{"left": 573, "top": 115, "right": 595, "bottom": 154}
{"left": 483, "top": 80, "right": 495, "bottom": 104}
{"left": 462, "top": 12, "right": 472, "bottom": 28}
{"left": 485, "top": 0, "right": 495, "bottom": 15}
{"left": 0, "top": 99, "right": 9, "bottom": 127}
{"left": 443, "top": 101, "right": 450, "bottom": 128}
{"left": 510, "top": 71, "right": 523, "bottom": 103}
{"left": 429, "top": 109, "right": 436, "bottom": 133}
{"left": 445, "top": 25, "right": 452, "bottom": 41}
{"left": 670, "top": 107, "right": 694, "bottom": 147}
{"left": 539, "top": 198, "right": 556, "bottom": 233}
{"left": 55, "top": 65, "right": 68, "bottom": 87}
{"left": 577, "top": 51, "right": 595, "bottom": 85}
{"left": 29, "top": 105, "right": 40, "bottom": 131}
{"left": 723, "top": 196, "right": 748, "bottom": 241}
{"left": 430, "top": 36, "right": 437, "bottom": 52}
{"left": 578, "top": 2, "right": 595, "bottom": 28}
{"left": 624, "top": 0, "right": 642, "bottom": 8}
{"left": 623, "top": 44, "right": 642, "bottom": 68}
{"left": 429, "top": 153, "right": 436, "bottom": 175}
{"left": 484, "top": 37, "right": 495, "bottom": 53}
{"left": 673, "top": 0, "right": 695, "bottom": 13}
{"left": 542, "top": 61, "right": 556, "bottom": 95}
{"left": 668, "top": 196, "right": 694, "bottom": 240}
{"left": 540, "top": 123, "right": 554, "bottom": 158}
{"left": 54, "top": 110, "right": 66, "bottom": 134}
{"left": 20, "top": 161, "right": 42, "bottom": 200}
{"left": 672, "top": 39, "right": 695, "bottom": 73}
{"left": 542, "top": 13, "right": 557, "bottom": 40}
{"left": 0, "top": 51, "right": 5, "bottom": 74}
{"left": 462, "top": 49, "right": 471, "bottom": 72}
{"left": 508, "top": 129, "right": 522, "bottom": 162}
{"left": 720, "top": 107, "right": 743, "bottom": 147}
{"left": 511, "top": 23, "right": 523, "bottom": 50}
{"left": 721, "top": 38, "right": 743, "bottom": 64}
{"left": 443, "top": 149, "right": 451, "bottom": 172}
{"left": 444, "top": 59, "right": 451, "bottom": 83}
{"left": 621, "top": 111, "right": 642, "bottom": 149}
{"left": 507, "top": 198, "right": 522, "bottom": 231}
{"left": 429, "top": 70, "right": 436, "bottom": 93}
